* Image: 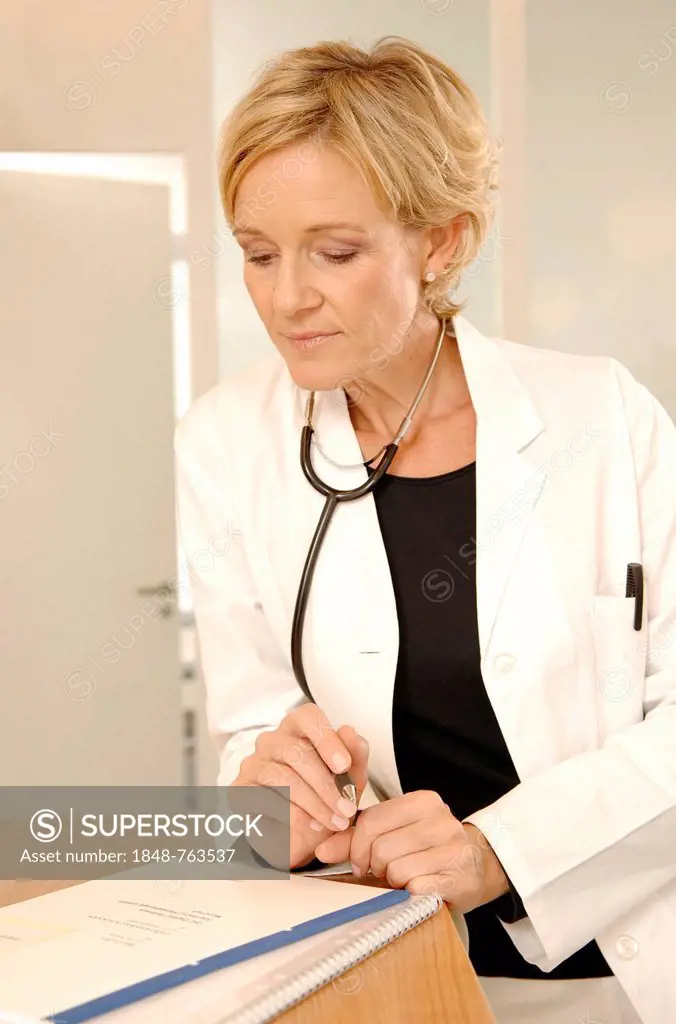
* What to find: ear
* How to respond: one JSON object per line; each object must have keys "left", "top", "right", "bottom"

{"left": 425, "top": 214, "right": 466, "bottom": 274}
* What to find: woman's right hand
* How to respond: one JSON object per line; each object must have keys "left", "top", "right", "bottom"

{"left": 232, "top": 705, "right": 370, "bottom": 869}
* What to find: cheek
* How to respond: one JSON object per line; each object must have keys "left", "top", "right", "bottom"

{"left": 367, "top": 243, "right": 421, "bottom": 308}
{"left": 242, "top": 269, "right": 271, "bottom": 318}
{"left": 354, "top": 264, "right": 421, "bottom": 341}
{"left": 383, "top": 248, "right": 423, "bottom": 308}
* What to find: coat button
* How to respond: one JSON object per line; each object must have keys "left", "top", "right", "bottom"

{"left": 493, "top": 653, "right": 516, "bottom": 674}
{"left": 615, "top": 934, "right": 639, "bottom": 959}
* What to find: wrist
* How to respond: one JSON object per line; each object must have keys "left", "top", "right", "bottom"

{"left": 462, "top": 822, "right": 509, "bottom": 901}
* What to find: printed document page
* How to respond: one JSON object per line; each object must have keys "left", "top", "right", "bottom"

{"left": 0, "top": 874, "right": 392, "bottom": 1021}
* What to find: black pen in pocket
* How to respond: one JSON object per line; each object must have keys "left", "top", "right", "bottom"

{"left": 625, "top": 562, "right": 644, "bottom": 631}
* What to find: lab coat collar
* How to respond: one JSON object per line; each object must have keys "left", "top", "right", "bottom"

{"left": 453, "top": 315, "right": 545, "bottom": 453}
{"left": 289, "top": 313, "right": 545, "bottom": 480}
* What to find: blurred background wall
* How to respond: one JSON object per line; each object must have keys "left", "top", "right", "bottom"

{"left": 0, "top": 0, "right": 218, "bottom": 787}
{"left": 1, "top": 0, "right": 674, "bottom": 788}
{"left": 526, "top": 0, "right": 676, "bottom": 415}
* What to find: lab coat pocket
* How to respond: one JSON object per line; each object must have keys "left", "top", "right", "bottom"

{"left": 592, "top": 595, "right": 646, "bottom": 738}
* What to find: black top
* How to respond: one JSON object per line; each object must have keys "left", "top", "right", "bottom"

{"left": 367, "top": 459, "right": 611, "bottom": 980}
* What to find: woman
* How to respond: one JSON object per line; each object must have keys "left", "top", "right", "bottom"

{"left": 174, "top": 36, "right": 676, "bottom": 1024}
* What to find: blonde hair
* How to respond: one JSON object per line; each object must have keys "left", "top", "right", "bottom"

{"left": 217, "top": 36, "right": 499, "bottom": 319}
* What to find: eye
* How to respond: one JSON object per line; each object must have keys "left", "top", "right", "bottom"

{"left": 244, "top": 250, "right": 359, "bottom": 267}
{"left": 320, "top": 251, "right": 359, "bottom": 264}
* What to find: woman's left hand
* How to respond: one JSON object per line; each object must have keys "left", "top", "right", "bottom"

{"left": 314, "top": 790, "right": 510, "bottom": 913}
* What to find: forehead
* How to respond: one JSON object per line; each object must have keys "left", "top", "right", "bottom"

{"left": 233, "top": 144, "right": 385, "bottom": 236}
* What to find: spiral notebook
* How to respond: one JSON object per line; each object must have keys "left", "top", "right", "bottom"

{"left": 212, "top": 890, "right": 443, "bottom": 1024}
{"left": 0, "top": 875, "right": 443, "bottom": 1023}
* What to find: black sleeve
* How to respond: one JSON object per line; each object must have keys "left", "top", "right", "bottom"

{"left": 491, "top": 875, "right": 528, "bottom": 923}
{"left": 290, "top": 856, "right": 326, "bottom": 872}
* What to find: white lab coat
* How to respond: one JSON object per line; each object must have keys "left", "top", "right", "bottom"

{"left": 173, "top": 315, "right": 676, "bottom": 1024}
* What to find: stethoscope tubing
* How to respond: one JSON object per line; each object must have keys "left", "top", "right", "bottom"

{"left": 291, "top": 314, "right": 449, "bottom": 702}
{"left": 289, "top": 317, "right": 448, "bottom": 803}
{"left": 290, "top": 428, "right": 399, "bottom": 701}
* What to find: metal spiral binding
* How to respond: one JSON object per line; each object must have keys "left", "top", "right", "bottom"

{"left": 215, "top": 893, "right": 442, "bottom": 1024}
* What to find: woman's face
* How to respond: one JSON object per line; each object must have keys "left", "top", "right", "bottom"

{"left": 233, "top": 143, "right": 436, "bottom": 394}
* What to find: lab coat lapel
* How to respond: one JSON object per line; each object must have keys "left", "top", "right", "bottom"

{"left": 289, "top": 378, "right": 401, "bottom": 798}
{"left": 453, "top": 317, "right": 547, "bottom": 659}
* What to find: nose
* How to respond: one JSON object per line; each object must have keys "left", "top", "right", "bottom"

{"left": 271, "top": 254, "right": 321, "bottom": 317}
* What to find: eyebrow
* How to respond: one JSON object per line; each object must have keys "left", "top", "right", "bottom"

{"left": 233, "top": 221, "right": 368, "bottom": 239}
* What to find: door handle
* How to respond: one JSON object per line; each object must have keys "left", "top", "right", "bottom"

{"left": 136, "top": 579, "right": 177, "bottom": 618}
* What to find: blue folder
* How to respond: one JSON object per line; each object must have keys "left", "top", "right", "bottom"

{"left": 48, "top": 887, "right": 409, "bottom": 1023}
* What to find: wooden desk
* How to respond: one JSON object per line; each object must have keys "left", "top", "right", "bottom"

{"left": 0, "top": 879, "right": 496, "bottom": 1024}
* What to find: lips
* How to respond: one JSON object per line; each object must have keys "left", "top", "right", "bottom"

{"left": 286, "top": 332, "right": 340, "bottom": 351}
{"left": 286, "top": 331, "right": 337, "bottom": 341}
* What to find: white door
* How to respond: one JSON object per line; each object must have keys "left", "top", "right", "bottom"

{"left": 0, "top": 170, "right": 182, "bottom": 785}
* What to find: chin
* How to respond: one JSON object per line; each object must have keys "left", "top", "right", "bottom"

{"left": 283, "top": 355, "right": 346, "bottom": 394}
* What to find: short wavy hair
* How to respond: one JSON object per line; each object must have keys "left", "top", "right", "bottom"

{"left": 217, "top": 36, "right": 499, "bottom": 319}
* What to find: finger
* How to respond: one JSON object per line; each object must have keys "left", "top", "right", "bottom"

{"left": 289, "top": 805, "right": 335, "bottom": 868}
{"left": 367, "top": 806, "right": 461, "bottom": 879}
{"left": 401, "top": 860, "right": 478, "bottom": 906}
{"left": 229, "top": 775, "right": 291, "bottom": 823}
{"left": 252, "top": 729, "right": 358, "bottom": 820}
{"left": 245, "top": 820, "right": 287, "bottom": 871}
{"left": 368, "top": 822, "right": 437, "bottom": 880}
{"left": 379, "top": 844, "right": 465, "bottom": 893}
{"left": 400, "top": 874, "right": 456, "bottom": 901}
{"left": 314, "top": 825, "right": 354, "bottom": 865}
{"left": 244, "top": 804, "right": 336, "bottom": 872}
{"left": 290, "top": 704, "right": 358, "bottom": 783}
{"left": 271, "top": 720, "right": 360, "bottom": 819}
{"left": 239, "top": 752, "right": 354, "bottom": 833}
{"left": 349, "top": 792, "right": 447, "bottom": 878}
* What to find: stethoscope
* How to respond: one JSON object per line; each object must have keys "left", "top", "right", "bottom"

{"left": 290, "top": 316, "right": 450, "bottom": 802}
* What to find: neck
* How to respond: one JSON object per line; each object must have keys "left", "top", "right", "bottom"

{"left": 347, "top": 312, "right": 467, "bottom": 441}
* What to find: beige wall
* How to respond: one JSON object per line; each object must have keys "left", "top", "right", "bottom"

{"left": 1, "top": 0, "right": 221, "bottom": 786}
{"left": 2, "top": 0, "right": 219, "bottom": 398}
{"left": 526, "top": 0, "right": 676, "bottom": 414}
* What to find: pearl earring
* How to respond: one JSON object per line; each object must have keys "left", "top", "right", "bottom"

{"left": 424, "top": 270, "right": 436, "bottom": 282}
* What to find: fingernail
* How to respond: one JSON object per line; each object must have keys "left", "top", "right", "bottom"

{"left": 332, "top": 753, "right": 350, "bottom": 772}
{"left": 336, "top": 797, "right": 357, "bottom": 818}
{"left": 309, "top": 819, "right": 324, "bottom": 832}
{"left": 331, "top": 814, "right": 350, "bottom": 830}
{"left": 351, "top": 862, "right": 362, "bottom": 877}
